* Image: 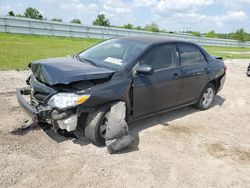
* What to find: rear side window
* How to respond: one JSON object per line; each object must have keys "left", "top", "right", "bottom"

{"left": 178, "top": 44, "right": 206, "bottom": 66}
{"left": 140, "top": 44, "right": 177, "bottom": 70}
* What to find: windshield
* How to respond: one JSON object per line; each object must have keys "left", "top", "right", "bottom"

{"left": 78, "top": 38, "right": 148, "bottom": 70}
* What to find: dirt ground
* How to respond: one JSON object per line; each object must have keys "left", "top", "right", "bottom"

{"left": 0, "top": 60, "right": 250, "bottom": 188}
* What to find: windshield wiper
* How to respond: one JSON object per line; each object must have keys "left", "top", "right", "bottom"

{"left": 72, "top": 54, "right": 80, "bottom": 60}
{"left": 80, "top": 58, "right": 98, "bottom": 67}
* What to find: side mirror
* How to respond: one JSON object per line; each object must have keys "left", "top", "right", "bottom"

{"left": 136, "top": 64, "right": 154, "bottom": 75}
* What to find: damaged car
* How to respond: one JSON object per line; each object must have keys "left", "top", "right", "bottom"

{"left": 16, "top": 36, "right": 226, "bottom": 148}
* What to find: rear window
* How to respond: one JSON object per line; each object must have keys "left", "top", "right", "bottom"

{"left": 178, "top": 44, "right": 206, "bottom": 66}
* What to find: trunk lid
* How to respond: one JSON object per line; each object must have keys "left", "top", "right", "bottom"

{"left": 30, "top": 57, "right": 114, "bottom": 86}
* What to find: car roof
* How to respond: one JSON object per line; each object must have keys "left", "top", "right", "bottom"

{"left": 118, "top": 35, "right": 196, "bottom": 46}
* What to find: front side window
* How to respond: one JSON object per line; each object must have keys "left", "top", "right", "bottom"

{"left": 140, "top": 44, "right": 177, "bottom": 70}
{"left": 78, "top": 38, "right": 148, "bottom": 70}
{"left": 178, "top": 44, "right": 206, "bottom": 66}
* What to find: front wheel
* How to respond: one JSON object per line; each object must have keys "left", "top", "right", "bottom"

{"left": 85, "top": 108, "right": 109, "bottom": 146}
{"left": 194, "top": 83, "right": 215, "bottom": 110}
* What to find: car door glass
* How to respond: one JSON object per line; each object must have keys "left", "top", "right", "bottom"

{"left": 140, "top": 44, "right": 177, "bottom": 70}
{"left": 178, "top": 44, "right": 206, "bottom": 66}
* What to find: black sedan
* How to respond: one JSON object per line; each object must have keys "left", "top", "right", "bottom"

{"left": 16, "top": 36, "right": 226, "bottom": 146}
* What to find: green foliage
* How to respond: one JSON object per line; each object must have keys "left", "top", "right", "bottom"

{"left": 0, "top": 33, "right": 102, "bottom": 70}
{"left": 134, "top": 26, "right": 142, "bottom": 30}
{"left": 70, "top": 18, "right": 81, "bottom": 24}
{"left": 192, "top": 32, "right": 201, "bottom": 37}
{"left": 15, "top": 14, "right": 23, "bottom": 17}
{"left": 1, "top": 33, "right": 250, "bottom": 70}
{"left": 217, "top": 30, "right": 250, "bottom": 41}
{"left": 51, "top": 18, "right": 62, "bottom": 22}
{"left": 205, "top": 30, "right": 217, "bottom": 38}
{"left": 124, "top": 23, "right": 133, "bottom": 29}
{"left": 93, "top": 14, "right": 110, "bottom": 27}
{"left": 8, "top": 10, "right": 15, "bottom": 16}
{"left": 24, "top": 7, "right": 43, "bottom": 20}
{"left": 203, "top": 45, "right": 250, "bottom": 59}
{"left": 144, "top": 22, "right": 159, "bottom": 32}
{"left": 217, "top": 33, "right": 234, "bottom": 40}
{"left": 233, "top": 28, "right": 246, "bottom": 42}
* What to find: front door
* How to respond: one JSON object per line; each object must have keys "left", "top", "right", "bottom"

{"left": 132, "top": 44, "right": 181, "bottom": 118}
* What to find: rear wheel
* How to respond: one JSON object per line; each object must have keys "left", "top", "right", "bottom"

{"left": 85, "top": 108, "right": 109, "bottom": 146}
{"left": 194, "top": 83, "right": 215, "bottom": 110}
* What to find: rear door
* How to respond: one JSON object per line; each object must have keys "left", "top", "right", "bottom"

{"left": 176, "top": 43, "right": 210, "bottom": 105}
{"left": 132, "top": 44, "right": 181, "bottom": 117}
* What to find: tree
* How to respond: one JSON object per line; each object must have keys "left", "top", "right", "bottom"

{"left": 51, "top": 18, "right": 62, "bottom": 22}
{"left": 24, "top": 7, "right": 43, "bottom": 20}
{"left": 8, "top": 10, "right": 15, "bottom": 16}
{"left": 144, "top": 22, "right": 159, "bottom": 32}
{"left": 192, "top": 32, "right": 201, "bottom": 37}
{"left": 124, "top": 23, "right": 133, "bottom": 29}
{"left": 93, "top": 14, "right": 110, "bottom": 27}
{"left": 135, "top": 26, "right": 142, "bottom": 30}
{"left": 233, "top": 28, "right": 246, "bottom": 42}
{"left": 205, "top": 30, "right": 217, "bottom": 38}
{"left": 15, "top": 14, "right": 23, "bottom": 17}
{"left": 70, "top": 18, "right": 81, "bottom": 24}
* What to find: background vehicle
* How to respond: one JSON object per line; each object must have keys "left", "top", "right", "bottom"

{"left": 247, "top": 63, "right": 250, "bottom": 76}
{"left": 16, "top": 36, "right": 226, "bottom": 145}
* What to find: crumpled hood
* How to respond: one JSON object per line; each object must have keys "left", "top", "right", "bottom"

{"left": 30, "top": 57, "right": 114, "bottom": 85}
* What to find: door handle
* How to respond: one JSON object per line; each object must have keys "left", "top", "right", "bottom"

{"left": 193, "top": 72, "right": 203, "bottom": 76}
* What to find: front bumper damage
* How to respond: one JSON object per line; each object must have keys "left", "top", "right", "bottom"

{"left": 16, "top": 87, "right": 47, "bottom": 122}
{"left": 17, "top": 88, "right": 135, "bottom": 153}
{"left": 16, "top": 87, "right": 79, "bottom": 132}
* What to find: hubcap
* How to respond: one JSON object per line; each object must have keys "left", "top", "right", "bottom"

{"left": 202, "top": 87, "right": 214, "bottom": 108}
{"left": 99, "top": 115, "right": 108, "bottom": 138}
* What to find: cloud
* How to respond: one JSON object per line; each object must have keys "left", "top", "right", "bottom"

{"left": 0, "top": 5, "right": 12, "bottom": 13}
{"left": 154, "top": 0, "right": 215, "bottom": 13}
{"left": 102, "top": 4, "right": 131, "bottom": 14}
{"left": 153, "top": 10, "right": 248, "bottom": 32}
{"left": 35, "top": 0, "right": 100, "bottom": 23}
{"left": 100, "top": 0, "right": 132, "bottom": 14}
{"left": 0, "top": 0, "right": 249, "bottom": 32}
{"left": 98, "top": 0, "right": 140, "bottom": 25}
{"left": 133, "top": 0, "right": 158, "bottom": 7}
{"left": 60, "top": 2, "right": 99, "bottom": 13}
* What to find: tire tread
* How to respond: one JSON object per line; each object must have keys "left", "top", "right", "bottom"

{"left": 194, "top": 83, "right": 215, "bottom": 110}
{"left": 85, "top": 109, "right": 107, "bottom": 146}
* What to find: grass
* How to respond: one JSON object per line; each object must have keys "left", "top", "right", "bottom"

{"left": 0, "top": 33, "right": 102, "bottom": 70}
{"left": 203, "top": 46, "right": 250, "bottom": 59}
{"left": 0, "top": 33, "right": 250, "bottom": 70}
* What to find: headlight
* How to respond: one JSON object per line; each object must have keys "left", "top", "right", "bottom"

{"left": 48, "top": 93, "right": 90, "bottom": 109}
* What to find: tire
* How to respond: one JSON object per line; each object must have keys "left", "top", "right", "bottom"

{"left": 194, "top": 83, "right": 215, "bottom": 110}
{"left": 85, "top": 108, "right": 109, "bottom": 146}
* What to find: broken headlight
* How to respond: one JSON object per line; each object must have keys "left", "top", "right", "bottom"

{"left": 48, "top": 93, "right": 90, "bottom": 109}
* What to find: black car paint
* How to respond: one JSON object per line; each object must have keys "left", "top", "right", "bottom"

{"left": 130, "top": 41, "right": 224, "bottom": 119}
{"left": 17, "top": 37, "right": 226, "bottom": 124}
{"left": 75, "top": 41, "right": 224, "bottom": 120}
{"left": 30, "top": 57, "right": 114, "bottom": 85}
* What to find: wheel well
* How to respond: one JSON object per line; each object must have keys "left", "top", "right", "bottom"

{"left": 209, "top": 76, "right": 222, "bottom": 93}
{"left": 87, "top": 100, "right": 130, "bottom": 121}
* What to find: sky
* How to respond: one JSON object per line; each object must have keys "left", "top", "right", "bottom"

{"left": 0, "top": 0, "right": 250, "bottom": 33}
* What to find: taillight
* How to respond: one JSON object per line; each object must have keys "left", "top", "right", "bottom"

{"left": 224, "top": 64, "right": 227, "bottom": 72}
